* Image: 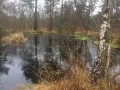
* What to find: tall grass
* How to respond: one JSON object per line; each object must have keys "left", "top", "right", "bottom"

{"left": 37, "top": 61, "right": 120, "bottom": 90}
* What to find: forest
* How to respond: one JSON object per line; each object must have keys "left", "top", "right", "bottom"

{"left": 0, "top": 0, "right": 120, "bottom": 90}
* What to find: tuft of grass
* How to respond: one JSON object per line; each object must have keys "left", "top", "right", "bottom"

{"left": 37, "top": 65, "right": 95, "bottom": 90}
{"left": 1, "top": 32, "right": 27, "bottom": 46}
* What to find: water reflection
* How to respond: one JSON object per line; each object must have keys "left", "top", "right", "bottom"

{"left": 0, "top": 34, "right": 119, "bottom": 90}
{"left": 0, "top": 39, "right": 9, "bottom": 75}
{"left": 20, "top": 35, "right": 39, "bottom": 83}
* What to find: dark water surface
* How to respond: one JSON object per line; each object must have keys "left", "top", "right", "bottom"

{"left": 0, "top": 34, "right": 120, "bottom": 90}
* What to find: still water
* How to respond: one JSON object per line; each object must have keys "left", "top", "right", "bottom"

{"left": 0, "top": 34, "right": 120, "bottom": 90}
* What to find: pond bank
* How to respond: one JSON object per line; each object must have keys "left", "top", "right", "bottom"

{"left": 14, "top": 65, "right": 120, "bottom": 90}
{"left": 0, "top": 32, "right": 120, "bottom": 90}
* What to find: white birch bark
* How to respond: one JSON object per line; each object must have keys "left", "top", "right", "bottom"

{"left": 91, "top": 0, "right": 112, "bottom": 81}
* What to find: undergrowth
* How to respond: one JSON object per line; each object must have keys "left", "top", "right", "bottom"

{"left": 37, "top": 60, "right": 120, "bottom": 90}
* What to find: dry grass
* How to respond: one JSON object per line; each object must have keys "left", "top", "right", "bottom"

{"left": 3, "top": 28, "right": 58, "bottom": 34}
{"left": 1, "top": 32, "right": 27, "bottom": 46}
{"left": 13, "top": 62, "right": 120, "bottom": 90}
{"left": 36, "top": 64, "right": 120, "bottom": 90}
{"left": 111, "top": 33, "right": 120, "bottom": 44}
{"left": 37, "top": 65, "right": 95, "bottom": 90}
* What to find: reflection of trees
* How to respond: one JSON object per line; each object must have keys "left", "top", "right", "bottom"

{"left": 0, "top": 61, "right": 9, "bottom": 75}
{"left": 21, "top": 55, "right": 39, "bottom": 83}
{"left": 59, "top": 37, "right": 73, "bottom": 62}
{"left": 21, "top": 35, "right": 120, "bottom": 83}
{"left": 74, "top": 40, "right": 88, "bottom": 60}
{"left": 0, "top": 40, "right": 9, "bottom": 75}
{"left": 21, "top": 35, "right": 66, "bottom": 82}
{"left": 42, "top": 36, "right": 64, "bottom": 81}
{"left": 21, "top": 35, "right": 40, "bottom": 83}
{"left": 59, "top": 37, "right": 88, "bottom": 68}
{"left": 110, "top": 48, "right": 120, "bottom": 67}
{"left": 58, "top": 36, "right": 86, "bottom": 62}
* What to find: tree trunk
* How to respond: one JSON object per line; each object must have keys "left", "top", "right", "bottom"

{"left": 33, "top": 0, "right": 38, "bottom": 31}
{"left": 91, "top": 0, "right": 112, "bottom": 82}
{"left": 59, "top": 0, "right": 63, "bottom": 32}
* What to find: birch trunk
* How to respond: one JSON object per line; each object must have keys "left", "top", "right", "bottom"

{"left": 91, "top": 0, "right": 112, "bottom": 82}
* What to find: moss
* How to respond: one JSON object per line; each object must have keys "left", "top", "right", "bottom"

{"left": 74, "top": 34, "right": 90, "bottom": 40}
{"left": 94, "top": 41, "right": 120, "bottom": 49}
{"left": 110, "top": 43, "right": 120, "bottom": 48}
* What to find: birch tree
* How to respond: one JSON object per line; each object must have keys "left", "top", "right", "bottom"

{"left": 91, "top": 0, "right": 112, "bottom": 82}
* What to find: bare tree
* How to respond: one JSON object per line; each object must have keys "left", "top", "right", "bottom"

{"left": 33, "top": 0, "right": 38, "bottom": 30}
{"left": 44, "top": 0, "right": 60, "bottom": 31}
{"left": 59, "top": 0, "right": 63, "bottom": 32}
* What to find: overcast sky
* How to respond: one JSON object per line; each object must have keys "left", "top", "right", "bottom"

{"left": 38, "top": 0, "right": 44, "bottom": 5}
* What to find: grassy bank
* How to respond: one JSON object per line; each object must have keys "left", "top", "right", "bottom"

{"left": 35, "top": 64, "right": 120, "bottom": 90}
{"left": 15, "top": 60, "right": 120, "bottom": 90}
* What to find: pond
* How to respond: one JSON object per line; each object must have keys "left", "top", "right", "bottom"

{"left": 0, "top": 34, "right": 120, "bottom": 90}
